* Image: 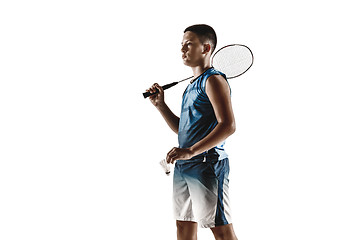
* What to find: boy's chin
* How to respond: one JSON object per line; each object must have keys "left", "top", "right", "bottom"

{"left": 182, "top": 60, "right": 194, "bottom": 67}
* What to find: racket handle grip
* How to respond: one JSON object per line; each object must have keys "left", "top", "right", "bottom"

{"left": 143, "top": 82, "right": 179, "bottom": 98}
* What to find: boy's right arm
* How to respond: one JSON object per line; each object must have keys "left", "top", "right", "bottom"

{"left": 146, "top": 83, "right": 179, "bottom": 134}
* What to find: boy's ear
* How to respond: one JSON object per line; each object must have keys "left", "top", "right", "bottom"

{"left": 203, "top": 43, "right": 211, "bottom": 54}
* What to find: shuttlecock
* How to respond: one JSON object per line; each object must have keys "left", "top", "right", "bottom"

{"left": 159, "top": 159, "right": 171, "bottom": 176}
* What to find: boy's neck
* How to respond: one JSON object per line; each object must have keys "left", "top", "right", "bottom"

{"left": 191, "top": 60, "right": 212, "bottom": 79}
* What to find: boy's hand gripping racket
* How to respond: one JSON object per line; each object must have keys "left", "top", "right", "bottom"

{"left": 142, "top": 44, "right": 254, "bottom": 98}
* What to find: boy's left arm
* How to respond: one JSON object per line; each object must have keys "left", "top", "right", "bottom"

{"left": 166, "top": 74, "right": 236, "bottom": 163}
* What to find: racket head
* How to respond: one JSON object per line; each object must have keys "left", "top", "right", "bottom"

{"left": 211, "top": 44, "right": 254, "bottom": 79}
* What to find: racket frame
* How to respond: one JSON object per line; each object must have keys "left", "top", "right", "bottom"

{"left": 211, "top": 44, "right": 254, "bottom": 79}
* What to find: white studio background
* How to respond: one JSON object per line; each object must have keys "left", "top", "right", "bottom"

{"left": 0, "top": 0, "right": 359, "bottom": 239}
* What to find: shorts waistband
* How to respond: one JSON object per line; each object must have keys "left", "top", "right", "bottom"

{"left": 176, "top": 156, "right": 226, "bottom": 165}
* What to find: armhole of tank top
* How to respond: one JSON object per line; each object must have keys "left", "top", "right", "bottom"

{"left": 203, "top": 73, "right": 227, "bottom": 96}
{"left": 207, "top": 73, "right": 231, "bottom": 96}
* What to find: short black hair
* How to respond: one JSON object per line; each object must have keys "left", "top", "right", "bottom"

{"left": 184, "top": 24, "right": 217, "bottom": 54}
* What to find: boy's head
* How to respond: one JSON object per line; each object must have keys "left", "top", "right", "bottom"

{"left": 181, "top": 24, "right": 217, "bottom": 67}
{"left": 184, "top": 24, "right": 217, "bottom": 54}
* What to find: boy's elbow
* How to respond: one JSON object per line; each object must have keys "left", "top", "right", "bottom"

{"left": 222, "top": 120, "right": 236, "bottom": 135}
{"left": 218, "top": 119, "right": 236, "bottom": 135}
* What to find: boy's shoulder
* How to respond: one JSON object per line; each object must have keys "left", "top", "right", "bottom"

{"left": 204, "top": 67, "right": 226, "bottom": 80}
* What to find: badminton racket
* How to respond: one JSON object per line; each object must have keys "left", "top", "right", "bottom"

{"left": 143, "top": 44, "right": 253, "bottom": 98}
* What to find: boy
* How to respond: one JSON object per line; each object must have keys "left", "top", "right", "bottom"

{"left": 146, "top": 24, "right": 238, "bottom": 240}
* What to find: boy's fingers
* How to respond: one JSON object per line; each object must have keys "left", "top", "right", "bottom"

{"left": 155, "top": 85, "right": 164, "bottom": 94}
{"left": 170, "top": 150, "right": 179, "bottom": 163}
{"left": 167, "top": 155, "right": 177, "bottom": 164}
{"left": 171, "top": 156, "right": 177, "bottom": 164}
{"left": 168, "top": 147, "right": 176, "bottom": 154}
{"left": 166, "top": 147, "right": 177, "bottom": 163}
{"left": 146, "top": 83, "right": 157, "bottom": 93}
{"left": 150, "top": 83, "right": 161, "bottom": 94}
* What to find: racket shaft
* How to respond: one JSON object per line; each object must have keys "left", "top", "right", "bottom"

{"left": 143, "top": 82, "right": 178, "bottom": 98}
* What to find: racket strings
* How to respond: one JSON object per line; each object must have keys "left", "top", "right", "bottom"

{"left": 212, "top": 45, "right": 253, "bottom": 79}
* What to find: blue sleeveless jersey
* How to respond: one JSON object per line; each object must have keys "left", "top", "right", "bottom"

{"left": 178, "top": 67, "right": 230, "bottom": 160}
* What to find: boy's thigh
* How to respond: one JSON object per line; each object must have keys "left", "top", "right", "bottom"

{"left": 176, "top": 220, "right": 198, "bottom": 236}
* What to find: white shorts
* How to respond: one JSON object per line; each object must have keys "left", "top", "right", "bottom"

{"left": 173, "top": 157, "right": 233, "bottom": 228}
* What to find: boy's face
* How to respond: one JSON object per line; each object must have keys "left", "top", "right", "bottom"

{"left": 181, "top": 31, "right": 209, "bottom": 67}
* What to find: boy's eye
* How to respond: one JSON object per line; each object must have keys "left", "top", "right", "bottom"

{"left": 181, "top": 42, "right": 192, "bottom": 48}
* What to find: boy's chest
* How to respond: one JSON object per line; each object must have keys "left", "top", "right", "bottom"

{"left": 182, "top": 84, "right": 209, "bottom": 110}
